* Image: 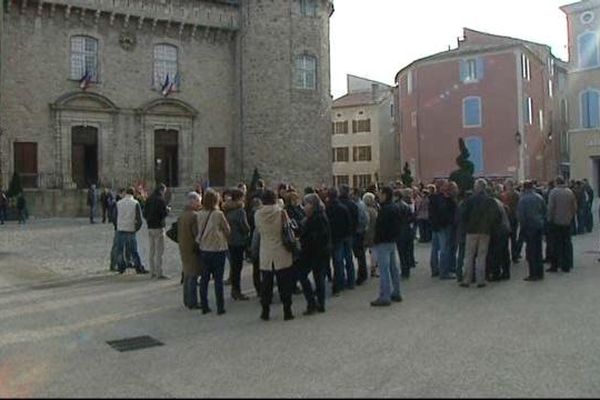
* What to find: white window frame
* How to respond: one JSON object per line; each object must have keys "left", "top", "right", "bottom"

{"left": 548, "top": 80, "right": 554, "bottom": 98}
{"left": 539, "top": 109, "right": 544, "bottom": 131}
{"left": 295, "top": 54, "right": 317, "bottom": 90}
{"left": 577, "top": 31, "right": 600, "bottom": 70}
{"left": 70, "top": 35, "right": 99, "bottom": 81}
{"left": 153, "top": 44, "right": 179, "bottom": 90}
{"left": 526, "top": 97, "right": 534, "bottom": 125}
{"left": 407, "top": 70, "right": 413, "bottom": 94}
{"left": 465, "top": 58, "right": 478, "bottom": 82}
{"left": 463, "top": 96, "right": 482, "bottom": 128}
{"left": 521, "top": 53, "right": 531, "bottom": 81}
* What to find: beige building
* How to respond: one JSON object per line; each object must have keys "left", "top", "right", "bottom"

{"left": 562, "top": 0, "right": 600, "bottom": 190}
{"left": 331, "top": 75, "right": 400, "bottom": 189}
{"left": 0, "top": 0, "right": 334, "bottom": 216}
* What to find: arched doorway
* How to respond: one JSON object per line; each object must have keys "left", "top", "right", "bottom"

{"left": 154, "top": 129, "right": 179, "bottom": 187}
{"left": 72, "top": 126, "right": 99, "bottom": 188}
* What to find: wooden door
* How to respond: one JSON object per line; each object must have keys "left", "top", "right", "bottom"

{"left": 13, "top": 142, "right": 38, "bottom": 188}
{"left": 208, "top": 147, "right": 226, "bottom": 187}
{"left": 155, "top": 130, "right": 179, "bottom": 187}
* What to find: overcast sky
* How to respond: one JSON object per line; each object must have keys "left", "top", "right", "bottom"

{"left": 330, "top": 0, "right": 572, "bottom": 98}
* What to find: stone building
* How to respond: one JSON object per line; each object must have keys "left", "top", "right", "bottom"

{"left": 331, "top": 75, "right": 400, "bottom": 188}
{"left": 561, "top": 0, "right": 600, "bottom": 191}
{"left": 395, "top": 28, "right": 567, "bottom": 184}
{"left": 0, "top": 0, "right": 334, "bottom": 216}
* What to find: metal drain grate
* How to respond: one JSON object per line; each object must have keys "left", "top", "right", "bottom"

{"left": 107, "top": 335, "right": 164, "bottom": 352}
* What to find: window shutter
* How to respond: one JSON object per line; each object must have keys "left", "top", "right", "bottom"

{"left": 476, "top": 58, "right": 485, "bottom": 80}
{"left": 459, "top": 60, "right": 468, "bottom": 83}
{"left": 590, "top": 92, "right": 600, "bottom": 128}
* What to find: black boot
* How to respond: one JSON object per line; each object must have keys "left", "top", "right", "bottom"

{"left": 260, "top": 306, "right": 270, "bottom": 321}
{"left": 303, "top": 302, "right": 317, "bottom": 316}
{"left": 284, "top": 306, "right": 295, "bottom": 321}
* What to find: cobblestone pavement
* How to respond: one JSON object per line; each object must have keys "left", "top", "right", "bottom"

{"left": 1, "top": 218, "right": 600, "bottom": 398}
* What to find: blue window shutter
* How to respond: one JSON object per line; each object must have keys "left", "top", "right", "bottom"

{"left": 591, "top": 91, "right": 600, "bottom": 128}
{"left": 459, "top": 60, "right": 468, "bottom": 83}
{"left": 476, "top": 57, "right": 485, "bottom": 80}
{"left": 464, "top": 98, "right": 481, "bottom": 126}
{"left": 465, "top": 137, "right": 484, "bottom": 174}
{"left": 582, "top": 91, "right": 591, "bottom": 128}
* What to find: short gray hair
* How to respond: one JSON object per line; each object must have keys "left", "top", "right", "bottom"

{"left": 187, "top": 191, "right": 201, "bottom": 205}
{"left": 362, "top": 192, "right": 376, "bottom": 207}
{"left": 303, "top": 193, "right": 325, "bottom": 212}
{"left": 474, "top": 178, "right": 488, "bottom": 193}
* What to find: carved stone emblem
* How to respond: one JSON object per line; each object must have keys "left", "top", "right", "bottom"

{"left": 119, "top": 32, "right": 137, "bottom": 51}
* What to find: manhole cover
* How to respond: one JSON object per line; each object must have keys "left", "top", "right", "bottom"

{"left": 107, "top": 336, "right": 164, "bottom": 352}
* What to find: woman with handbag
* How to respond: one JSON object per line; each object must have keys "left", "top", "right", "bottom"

{"left": 178, "top": 192, "right": 202, "bottom": 309}
{"left": 254, "top": 189, "right": 296, "bottom": 321}
{"left": 196, "top": 189, "right": 231, "bottom": 316}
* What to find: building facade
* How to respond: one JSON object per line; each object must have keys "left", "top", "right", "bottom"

{"left": 562, "top": 0, "right": 600, "bottom": 192}
{"left": 0, "top": 0, "right": 334, "bottom": 215}
{"left": 395, "top": 28, "right": 567, "bottom": 184}
{"left": 331, "top": 75, "right": 399, "bottom": 189}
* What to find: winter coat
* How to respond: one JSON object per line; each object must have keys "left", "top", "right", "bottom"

{"left": 547, "top": 186, "right": 578, "bottom": 227}
{"left": 364, "top": 205, "right": 378, "bottom": 248}
{"left": 178, "top": 208, "right": 202, "bottom": 277}
{"left": 429, "top": 193, "right": 456, "bottom": 231}
{"left": 340, "top": 196, "right": 359, "bottom": 234}
{"left": 224, "top": 200, "right": 250, "bottom": 247}
{"left": 144, "top": 192, "right": 169, "bottom": 229}
{"left": 374, "top": 200, "right": 403, "bottom": 244}
{"left": 299, "top": 210, "right": 331, "bottom": 261}
{"left": 196, "top": 209, "right": 231, "bottom": 252}
{"left": 518, "top": 190, "right": 547, "bottom": 231}
{"left": 255, "top": 205, "right": 293, "bottom": 271}
{"left": 462, "top": 192, "right": 501, "bottom": 235}
{"left": 326, "top": 199, "right": 352, "bottom": 243}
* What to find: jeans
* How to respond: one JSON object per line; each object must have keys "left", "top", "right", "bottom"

{"left": 431, "top": 227, "right": 451, "bottom": 277}
{"left": 353, "top": 232, "right": 368, "bottom": 283}
{"left": 89, "top": 204, "right": 97, "bottom": 224}
{"left": 463, "top": 234, "right": 490, "bottom": 286}
{"left": 0, "top": 206, "right": 6, "bottom": 224}
{"left": 116, "top": 231, "right": 143, "bottom": 271}
{"left": 148, "top": 228, "right": 165, "bottom": 277}
{"left": 577, "top": 209, "right": 587, "bottom": 235}
{"left": 299, "top": 254, "right": 328, "bottom": 309}
{"left": 229, "top": 245, "right": 246, "bottom": 294}
{"left": 373, "top": 243, "right": 401, "bottom": 302}
{"left": 549, "top": 223, "right": 573, "bottom": 272}
{"left": 332, "top": 237, "right": 355, "bottom": 291}
{"left": 199, "top": 251, "right": 227, "bottom": 312}
{"left": 523, "top": 227, "right": 544, "bottom": 279}
{"left": 183, "top": 275, "right": 199, "bottom": 308}
{"left": 448, "top": 226, "right": 458, "bottom": 274}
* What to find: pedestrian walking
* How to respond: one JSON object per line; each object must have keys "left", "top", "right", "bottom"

{"left": 517, "top": 181, "right": 547, "bottom": 281}
{"left": 87, "top": 184, "right": 97, "bottom": 224}
{"left": 547, "top": 176, "right": 577, "bottom": 273}
{"left": 196, "top": 189, "right": 231, "bottom": 316}
{"left": 179, "top": 192, "right": 202, "bottom": 309}
{"left": 144, "top": 184, "right": 170, "bottom": 279}
{"left": 224, "top": 188, "right": 251, "bottom": 301}
{"left": 255, "top": 190, "right": 296, "bottom": 321}
{"left": 115, "top": 187, "right": 148, "bottom": 274}
{"left": 370, "top": 186, "right": 403, "bottom": 307}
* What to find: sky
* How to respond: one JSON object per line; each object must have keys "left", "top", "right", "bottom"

{"left": 330, "top": 0, "right": 572, "bottom": 98}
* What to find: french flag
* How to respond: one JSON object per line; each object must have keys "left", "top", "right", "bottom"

{"left": 168, "top": 73, "right": 181, "bottom": 95}
{"left": 79, "top": 70, "right": 92, "bottom": 90}
{"left": 161, "top": 74, "right": 171, "bottom": 96}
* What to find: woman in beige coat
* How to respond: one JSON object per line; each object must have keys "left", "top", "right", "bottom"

{"left": 178, "top": 192, "right": 202, "bottom": 309}
{"left": 254, "top": 189, "right": 295, "bottom": 321}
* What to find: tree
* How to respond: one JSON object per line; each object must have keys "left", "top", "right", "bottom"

{"left": 7, "top": 171, "right": 23, "bottom": 199}
{"left": 449, "top": 138, "right": 475, "bottom": 194}
{"left": 401, "top": 162, "right": 414, "bottom": 188}
{"left": 249, "top": 168, "right": 262, "bottom": 192}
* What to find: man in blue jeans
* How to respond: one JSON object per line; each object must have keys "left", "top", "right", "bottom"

{"left": 326, "top": 188, "right": 354, "bottom": 295}
{"left": 371, "top": 186, "right": 403, "bottom": 307}
{"left": 429, "top": 181, "right": 457, "bottom": 280}
{"left": 114, "top": 187, "right": 148, "bottom": 274}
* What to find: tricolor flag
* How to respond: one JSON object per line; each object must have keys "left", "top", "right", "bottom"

{"left": 79, "top": 70, "right": 92, "bottom": 90}
{"left": 161, "top": 74, "right": 171, "bottom": 96}
{"left": 168, "top": 73, "right": 181, "bottom": 95}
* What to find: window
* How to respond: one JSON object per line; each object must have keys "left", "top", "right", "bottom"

{"left": 353, "top": 174, "right": 372, "bottom": 189}
{"left": 407, "top": 70, "right": 413, "bottom": 94}
{"left": 352, "top": 119, "right": 371, "bottom": 133}
{"left": 70, "top": 36, "right": 98, "bottom": 81}
{"left": 300, "top": 0, "right": 317, "bottom": 16}
{"left": 463, "top": 97, "right": 482, "bottom": 127}
{"left": 465, "top": 137, "right": 484, "bottom": 174}
{"left": 548, "top": 80, "right": 554, "bottom": 98}
{"left": 353, "top": 146, "right": 372, "bottom": 162}
{"left": 581, "top": 90, "right": 600, "bottom": 129}
{"left": 332, "top": 147, "right": 350, "bottom": 162}
{"left": 295, "top": 55, "right": 317, "bottom": 90}
{"left": 334, "top": 175, "right": 350, "bottom": 187}
{"left": 578, "top": 31, "right": 600, "bottom": 69}
{"left": 521, "top": 53, "right": 531, "bottom": 81}
{"left": 154, "top": 44, "right": 179, "bottom": 90}
{"left": 525, "top": 97, "right": 533, "bottom": 125}
{"left": 332, "top": 121, "right": 349, "bottom": 135}
{"left": 460, "top": 57, "right": 484, "bottom": 83}
{"left": 548, "top": 58, "right": 555, "bottom": 76}
{"left": 539, "top": 110, "right": 545, "bottom": 131}
{"left": 13, "top": 142, "right": 38, "bottom": 188}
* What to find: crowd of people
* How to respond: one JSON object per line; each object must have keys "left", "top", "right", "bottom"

{"left": 93, "top": 173, "right": 593, "bottom": 322}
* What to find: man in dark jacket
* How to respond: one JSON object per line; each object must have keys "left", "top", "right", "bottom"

{"left": 460, "top": 179, "right": 501, "bottom": 288}
{"left": 340, "top": 185, "right": 366, "bottom": 285}
{"left": 87, "top": 184, "right": 97, "bottom": 224}
{"left": 326, "top": 188, "right": 354, "bottom": 295}
{"left": 395, "top": 189, "right": 415, "bottom": 279}
{"left": 371, "top": 186, "right": 403, "bottom": 307}
{"left": 429, "top": 181, "right": 457, "bottom": 280}
{"left": 144, "top": 184, "right": 170, "bottom": 279}
{"left": 100, "top": 188, "right": 114, "bottom": 224}
{"left": 518, "top": 180, "right": 547, "bottom": 281}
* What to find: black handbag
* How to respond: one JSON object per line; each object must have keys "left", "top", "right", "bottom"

{"left": 166, "top": 221, "right": 178, "bottom": 243}
{"left": 281, "top": 211, "right": 299, "bottom": 253}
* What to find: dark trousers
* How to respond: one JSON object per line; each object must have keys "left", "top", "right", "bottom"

{"left": 549, "top": 223, "right": 573, "bottom": 272}
{"left": 252, "top": 257, "right": 261, "bottom": 295}
{"left": 487, "top": 231, "right": 510, "bottom": 279}
{"left": 89, "top": 204, "right": 96, "bottom": 224}
{"left": 299, "top": 255, "right": 328, "bottom": 309}
{"left": 396, "top": 230, "right": 415, "bottom": 278}
{"left": 577, "top": 210, "right": 587, "bottom": 235}
{"left": 353, "top": 232, "right": 368, "bottom": 283}
{"left": 586, "top": 204, "right": 594, "bottom": 232}
{"left": 229, "top": 245, "right": 245, "bottom": 294}
{"left": 18, "top": 208, "right": 27, "bottom": 224}
{"left": 523, "top": 227, "right": 544, "bottom": 279}
{"left": 183, "top": 275, "right": 199, "bottom": 308}
{"left": 199, "top": 251, "right": 227, "bottom": 312}
{"left": 417, "top": 219, "right": 432, "bottom": 242}
{"left": 0, "top": 206, "right": 6, "bottom": 224}
{"left": 261, "top": 266, "right": 294, "bottom": 310}
{"left": 102, "top": 206, "right": 108, "bottom": 223}
{"left": 508, "top": 219, "right": 520, "bottom": 261}
{"left": 116, "top": 231, "right": 143, "bottom": 271}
